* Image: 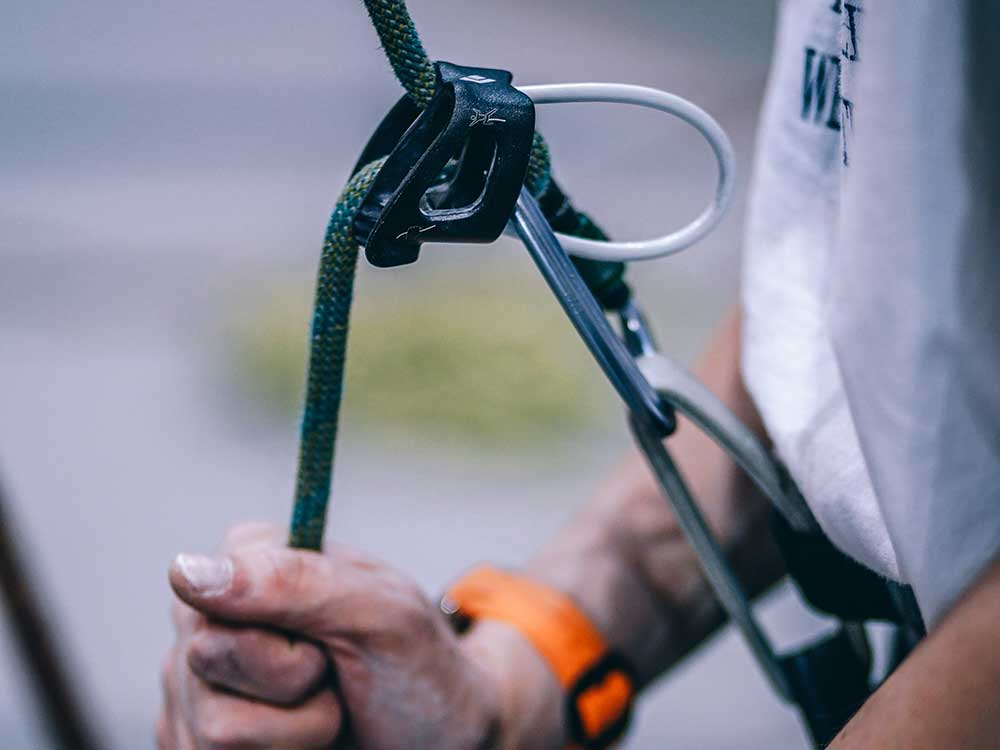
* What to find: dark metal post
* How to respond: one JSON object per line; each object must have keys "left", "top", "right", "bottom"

{"left": 0, "top": 478, "right": 103, "bottom": 749}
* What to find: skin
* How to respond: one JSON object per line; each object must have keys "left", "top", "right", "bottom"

{"left": 160, "top": 309, "right": 1000, "bottom": 749}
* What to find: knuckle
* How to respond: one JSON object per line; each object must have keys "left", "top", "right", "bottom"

{"left": 160, "top": 653, "right": 177, "bottom": 693}
{"left": 289, "top": 638, "right": 325, "bottom": 673}
{"left": 188, "top": 626, "right": 324, "bottom": 704}
{"left": 155, "top": 713, "right": 167, "bottom": 748}
{"left": 259, "top": 549, "right": 302, "bottom": 599}
{"left": 171, "top": 600, "right": 197, "bottom": 633}
{"left": 187, "top": 630, "right": 254, "bottom": 693}
{"left": 223, "top": 521, "right": 279, "bottom": 550}
{"left": 311, "top": 689, "right": 344, "bottom": 741}
{"left": 282, "top": 643, "right": 327, "bottom": 698}
{"left": 196, "top": 709, "right": 244, "bottom": 750}
{"left": 332, "top": 545, "right": 391, "bottom": 581}
{"left": 327, "top": 562, "right": 437, "bottom": 642}
{"left": 185, "top": 632, "right": 225, "bottom": 680}
{"left": 396, "top": 596, "right": 436, "bottom": 637}
{"left": 244, "top": 632, "right": 325, "bottom": 702}
{"left": 375, "top": 576, "right": 437, "bottom": 640}
{"left": 258, "top": 548, "right": 329, "bottom": 600}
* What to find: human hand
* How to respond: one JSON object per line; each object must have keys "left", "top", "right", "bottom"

{"left": 158, "top": 522, "right": 513, "bottom": 749}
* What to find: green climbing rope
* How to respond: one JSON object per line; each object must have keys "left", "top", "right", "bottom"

{"left": 289, "top": 0, "right": 609, "bottom": 550}
{"left": 289, "top": 158, "right": 384, "bottom": 550}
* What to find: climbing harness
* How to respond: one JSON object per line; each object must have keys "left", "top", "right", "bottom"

{"left": 287, "top": 2, "right": 924, "bottom": 747}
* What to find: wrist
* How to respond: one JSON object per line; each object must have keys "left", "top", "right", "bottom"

{"left": 460, "top": 619, "right": 565, "bottom": 750}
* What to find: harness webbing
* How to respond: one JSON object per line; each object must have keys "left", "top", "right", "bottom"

{"left": 289, "top": 0, "right": 605, "bottom": 549}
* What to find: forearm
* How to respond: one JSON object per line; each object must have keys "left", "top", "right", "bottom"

{"left": 830, "top": 554, "right": 1000, "bottom": 749}
{"left": 463, "top": 308, "right": 786, "bottom": 748}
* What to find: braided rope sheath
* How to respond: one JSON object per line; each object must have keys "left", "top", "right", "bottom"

{"left": 362, "top": 0, "right": 554, "bottom": 196}
{"left": 289, "top": 159, "right": 385, "bottom": 549}
{"left": 289, "top": 0, "right": 606, "bottom": 549}
{"left": 361, "top": 0, "right": 436, "bottom": 107}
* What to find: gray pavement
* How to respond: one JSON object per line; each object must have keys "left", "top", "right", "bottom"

{"left": 0, "top": 1, "right": 837, "bottom": 747}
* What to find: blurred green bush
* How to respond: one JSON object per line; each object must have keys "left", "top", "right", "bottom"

{"left": 225, "top": 254, "right": 612, "bottom": 449}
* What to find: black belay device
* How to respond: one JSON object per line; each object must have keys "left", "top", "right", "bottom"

{"left": 353, "top": 62, "right": 535, "bottom": 268}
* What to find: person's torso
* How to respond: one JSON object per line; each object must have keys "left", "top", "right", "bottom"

{"left": 740, "top": 0, "right": 1000, "bottom": 626}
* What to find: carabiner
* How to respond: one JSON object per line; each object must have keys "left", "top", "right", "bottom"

{"left": 511, "top": 189, "right": 675, "bottom": 437}
{"left": 512, "top": 189, "right": 794, "bottom": 699}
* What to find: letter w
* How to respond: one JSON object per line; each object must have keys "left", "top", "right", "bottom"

{"left": 801, "top": 47, "right": 835, "bottom": 123}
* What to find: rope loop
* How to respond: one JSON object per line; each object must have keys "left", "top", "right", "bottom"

{"left": 289, "top": 0, "right": 610, "bottom": 548}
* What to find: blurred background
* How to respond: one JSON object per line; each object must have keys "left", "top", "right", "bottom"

{"left": 0, "top": 1, "right": 845, "bottom": 747}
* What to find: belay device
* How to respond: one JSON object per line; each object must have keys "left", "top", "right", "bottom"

{"left": 354, "top": 62, "right": 536, "bottom": 268}
{"left": 287, "top": 3, "right": 925, "bottom": 746}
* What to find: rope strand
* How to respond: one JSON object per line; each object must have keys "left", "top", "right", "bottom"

{"left": 289, "top": 0, "right": 606, "bottom": 549}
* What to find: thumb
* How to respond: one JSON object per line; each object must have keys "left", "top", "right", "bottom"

{"left": 169, "top": 547, "right": 342, "bottom": 633}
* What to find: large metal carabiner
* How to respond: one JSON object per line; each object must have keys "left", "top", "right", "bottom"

{"left": 510, "top": 188, "right": 675, "bottom": 437}
{"left": 511, "top": 188, "right": 817, "bottom": 704}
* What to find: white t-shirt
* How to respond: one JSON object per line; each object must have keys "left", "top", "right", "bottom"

{"left": 741, "top": 0, "right": 1000, "bottom": 627}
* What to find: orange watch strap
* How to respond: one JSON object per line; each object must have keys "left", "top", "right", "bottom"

{"left": 443, "top": 566, "right": 635, "bottom": 748}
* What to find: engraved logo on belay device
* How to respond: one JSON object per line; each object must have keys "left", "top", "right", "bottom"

{"left": 470, "top": 108, "right": 506, "bottom": 126}
{"left": 395, "top": 224, "right": 437, "bottom": 241}
{"left": 355, "top": 61, "right": 534, "bottom": 268}
{"left": 459, "top": 74, "right": 496, "bottom": 84}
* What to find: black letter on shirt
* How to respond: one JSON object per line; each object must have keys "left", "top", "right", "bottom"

{"left": 843, "top": 4, "right": 861, "bottom": 61}
{"left": 802, "top": 47, "right": 841, "bottom": 131}
{"left": 826, "top": 58, "right": 843, "bottom": 131}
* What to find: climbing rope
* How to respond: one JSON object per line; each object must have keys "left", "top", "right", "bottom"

{"left": 289, "top": 0, "right": 607, "bottom": 549}
{"left": 289, "top": 157, "right": 384, "bottom": 550}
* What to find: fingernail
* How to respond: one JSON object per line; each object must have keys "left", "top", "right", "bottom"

{"left": 173, "top": 554, "right": 233, "bottom": 596}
